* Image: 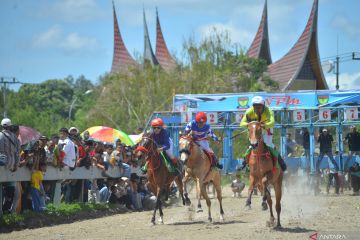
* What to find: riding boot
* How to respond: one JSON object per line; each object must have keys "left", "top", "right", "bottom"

{"left": 212, "top": 154, "right": 223, "bottom": 170}
{"left": 278, "top": 154, "right": 287, "bottom": 172}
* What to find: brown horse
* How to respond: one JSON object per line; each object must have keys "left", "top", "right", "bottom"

{"left": 135, "top": 135, "right": 185, "bottom": 224}
{"left": 245, "top": 121, "right": 283, "bottom": 228}
{"left": 179, "top": 136, "right": 224, "bottom": 222}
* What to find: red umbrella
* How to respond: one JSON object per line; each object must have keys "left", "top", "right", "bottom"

{"left": 18, "top": 126, "right": 41, "bottom": 145}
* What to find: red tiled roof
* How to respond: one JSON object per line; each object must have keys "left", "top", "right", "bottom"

{"left": 111, "top": 3, "right": 138, "bottom": 73}
{"left": 267, "top": 0, "right": 327, "bottom": 90}
{"left": 247, "top": 0, "right": 272, "bottom": 65}
{"left": 155, "top": 9, "right": 177, "bottom": 72}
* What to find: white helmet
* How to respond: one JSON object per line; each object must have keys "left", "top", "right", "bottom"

{"left": 1, "top": 118, "right": 12, "bottom": 127}
{"left": 251, "top": 96, "right": 265, "bottom": 106}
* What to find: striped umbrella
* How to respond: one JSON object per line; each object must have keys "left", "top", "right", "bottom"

{"left": 82, "top": 126, "right": 134, "bottom": 146}
{"left": 18, "top": 126, "right": 41, "bottom": 145}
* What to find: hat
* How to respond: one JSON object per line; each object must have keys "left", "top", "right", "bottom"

{"left": 59, "top": 127, "right": 69, "bottom": 134}
{"left": 69, "top": 127, "right": 79, "bottom": 134}
{"left": 350, "top": 125, "right": 356, "bottom": 129}
{"left": 39, "top": 135, "right": 48, "bottom": 141}
{"left": 1, "top": 118, "right": 12, "bottom": 127}
{"left": 322, "top": 128, "right": 328, "bottom": 132}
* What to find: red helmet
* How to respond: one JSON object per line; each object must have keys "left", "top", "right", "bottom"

{"left": 151, "top": 118, "right": 164, "bottom": 127}
{"left": 195, "top": 112, "right": 207, "bottom": 123}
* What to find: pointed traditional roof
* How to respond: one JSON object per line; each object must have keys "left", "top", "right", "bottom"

{"left": 111, "top": 1, "right": 138, "bottom": 73}
{"left": 267, "top": 0, "right": 328, "bottom": 91}
{"left": 247, "top": 0, "right": 272, "bottom": 65}
{"left": 155, "top": 8, "right": 177, "bottom": 71}
{"left": 143, "top": 10, "right": 159, "bottom": 66}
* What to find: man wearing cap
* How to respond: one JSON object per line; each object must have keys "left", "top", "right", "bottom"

{"left": 316, "top": 128, "right": 339, "bottom": 172}
{"left": 344, "top": 125, "right": 360, "bottom": 170}
{"left": 58, "top": 128, "right": 76, "bottom": 168}
{"left": 240, "top": 96, "right": 287, "bottom": 172}
{"left": 0, "top": 118, "right": 20, "bottom": 171}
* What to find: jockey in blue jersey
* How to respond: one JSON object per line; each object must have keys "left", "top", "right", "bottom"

{"left": 150, "top": 118, "right": 176, "bottom": 164}
{"left": 184, "top": 112, "right": 223, "bottom": 169}
{"left": 140, "top": 118, "right": 179, "bottom": 174}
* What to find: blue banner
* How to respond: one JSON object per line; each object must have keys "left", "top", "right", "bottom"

{"left": 173, "top": 90, "right": 360, "bottom": 112}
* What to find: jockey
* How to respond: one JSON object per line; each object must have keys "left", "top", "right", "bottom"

{"left": 240, "top": 96, "right": 287, "bottom": 172}
{"left": 184, "top": 112, "right": 223, "bottom": 169}
{"left": 150, "top": 118, "right": 177, "bottom": 165}
{"left": 139, "top": 118, "right": 179, "bottom": 174}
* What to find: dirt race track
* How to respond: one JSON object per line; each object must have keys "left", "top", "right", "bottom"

{"left": 2, "top": 184, "right": 359, "bottom": 240}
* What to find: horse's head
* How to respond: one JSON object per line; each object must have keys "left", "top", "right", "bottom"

{"left": 179, "top": 136, "right": 192, "bottom": 164}
{"left": 134, "top": 134, "right": 156, "bottom": 166}
{"left": 248, "top": 121, "right": 263, "bottom": 149}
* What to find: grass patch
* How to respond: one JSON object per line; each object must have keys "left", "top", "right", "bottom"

{"left": 0, "top": 202, "right": 113, "bottom": 231}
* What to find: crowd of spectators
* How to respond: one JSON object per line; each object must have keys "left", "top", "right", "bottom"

{"left": 0, "top": 118, "right": 157, "bottom": 214}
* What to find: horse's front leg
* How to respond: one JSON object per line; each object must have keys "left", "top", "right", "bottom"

{"left": 196, "top": 179, "right": 203, "bottom": 213}
{"left": 182, "top": 171, "right": 191, "bottom": 206}
{"left": 174, "top": 175, "right": 186, "bottom": 206}
{"left": 199, "top": 179, "right": 212, "bottom": 222}
{"left": 245, "top": 174, "right": 255, "bottom": 210}
{"left": 152, "top": 193, "right": 160, "bottom": 225}
{"left": 158, "top": 190, "right": 164, "bottom": 224}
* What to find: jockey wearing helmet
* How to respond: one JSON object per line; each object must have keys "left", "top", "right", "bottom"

{"left": 184, "top": 112, "right": 223, "bottom": 169}
{"left": 150, "top": 118, "right": 176, "bottom": 164}
{"left": 240, "top": 96, "right": 287, "bottom": 171}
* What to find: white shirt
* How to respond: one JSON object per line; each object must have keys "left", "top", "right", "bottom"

{"left": 58, "top": 138, "right": 76, "bottom": 167}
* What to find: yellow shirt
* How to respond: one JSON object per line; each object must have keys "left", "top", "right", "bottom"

{"left": 240, "top": 106, "right": 275, "bottom": 129}
{"left": 31, "top": 170, "right": 43, "bottom": 190}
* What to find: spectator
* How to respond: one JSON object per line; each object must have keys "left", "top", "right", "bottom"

{"left": 110, "top": 144, "right": 125, "bottom": 167}
{"left": 0, "top": 118, "right": 20, "bottom": 171}
{"left": 231, "top": 173, "right": 245, "bottom": 198}
{"left": 102, "top": 144, "right": 113, "bottom": 170}
{"left": 349, "top": 162, "right": 360, "bottom": 195}
{"left": 285, "top": 133, "right": 296, "bottom": 157}
{"left": 58, "top": 128, "right": 76, "bottom": 169}
{"left": 44, "top": 140, "right": 56, "bottom": 166}
{"left": 33, "top": 136, "right": 48, "bottom": 170}
{"left": 83, "top": 130, "right": 90, "bottom": 141}
{"left": 316, "top": 129, "right": 339, "bottom": 172}
{"left": 77, "top": 140, "right": 93, "bottom": 169}
{"left": 69, "top": 127, "right": 79, "bottom": 137}
{"left": 301, "top": 128, "right": 310, "bottom": 168}
{"left": 326, "top": 166, "right": 340, "bottom": 195}
{"left": 344, "top": 125, "right": 360, "bottom": 170}
{"left": 31, "top": 162, "right": 47, "bottom": 212}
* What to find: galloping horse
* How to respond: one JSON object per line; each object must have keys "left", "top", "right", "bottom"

{"left": 135, "top": 135, "right": 185, "bottom": 224}
{"left": 245, "top": 121, "right": 283, "bottom": 228}
{"left": 179, "top": 136, "right": 224, "bottom": 222}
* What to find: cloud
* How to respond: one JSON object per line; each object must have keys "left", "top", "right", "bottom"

{"left": 326, "top": 72, "right": 360, "bottom": 90}
{"left": 33, "top": 25, "right": 98, "bottom": 51}
{"left": 198, "top": 23, "right": 253, "bottom": 46}
{"left": 39, "top": 0, "right": 105, "bottom": 22}
{"left": 332, "top": 15, "right": 360, "bottom": 37}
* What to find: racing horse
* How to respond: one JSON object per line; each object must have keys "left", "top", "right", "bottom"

{"left": 135, "top": 135, "right": 185, "bottom": 224}
{"left": 245, "top": 121, "right": 283, "bottom": 228}
{"left": 179, "top": 135, "right": 224, "bottom": 222}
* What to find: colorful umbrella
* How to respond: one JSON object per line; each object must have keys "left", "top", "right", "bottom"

{"left": 82, "top": 126, "right": 134, "bottom": 146}
{"left": 18, "top": 126, "right": 41, "bottom": 145}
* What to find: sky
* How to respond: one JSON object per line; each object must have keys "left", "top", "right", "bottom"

{"left": 0, "top": 0, "right": 359, "bottom": 91}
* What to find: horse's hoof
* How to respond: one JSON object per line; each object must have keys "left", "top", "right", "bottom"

{"left": 158, "top": 217, "right": 164, "bottom": 224}
{"left": 196, "top": 208, "right": 203, "bottom": 213}
{"left": 208, "top": 217, "right": 213, "bottom": 223}
{"left": 244, "top": 205, "right": 251, "bottom": 211}
{"left": 220, "top": 215, "right": 225, "bottom": 222}
{"left": 185, "top": 200, "right": 191, "bottom": 206}
{"left": 261, "top": 202, "right": 268, "bottom": 211}
{"left": 274, "top": 224, "right": 282, "bottom": 230}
